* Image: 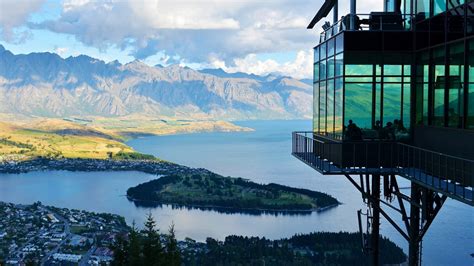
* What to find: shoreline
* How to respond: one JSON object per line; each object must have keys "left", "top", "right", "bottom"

{"left": 0, "top": 158, "right": 340, "bottom": 215}
{"left": 126, "top": 196, "right": 340, "bottom": 215}
{"left": 0, "top": 157, "right": 209, "bottom": 176}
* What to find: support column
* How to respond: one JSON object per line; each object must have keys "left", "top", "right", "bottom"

{"left": 371, "top": 174, "right": 380, "bottom": 266}
{"left": 409, "top": 182, "right": 421, "bottom": 266}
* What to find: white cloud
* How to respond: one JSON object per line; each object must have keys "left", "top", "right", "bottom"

{"left": 54, "top": 46, "right": 68, "bottom": 56}
{"left": 210, "top": 50, "right": 313, "bottom": 79}
{"left": 2, "top": 0, "right": 384, "bottom": 78}
{"left": 0, "top": 0, "right": 46, "bottom": 42}
{"left": 30, "top": 0, "right": 317, "bottom": 63}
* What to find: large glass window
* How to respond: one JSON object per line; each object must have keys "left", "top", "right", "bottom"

{"left": 327, "top": 38, "right": 335, "bottom": 57}
{"left": 345, "top": 83, "right": 373, "bottom": 130}
{"left": 403, "top": 84, "right": 411, "bottom": 128}
{"left": 448, "top": 42, "right": 464, "bottom": 128}
{"left": 433, "top": 0, "right": 446, "bottom": 16}
{"left": 384, "top": 83, "right": 402, "bottom": 125}
{"left": 335, "top": 53, "right": 343, "bottom": 77}
{"left": 320, "top": 42, "right": 327, "bottom": 60}
{"left": 320, "top": 60, "right": 327, "bottom": 81}
{"left": 335, "top": 78, "right": 343, "bottom": 134}
{"left": 314, "top": 47, "right": 320, "bottom": 63}
{"left": 385, "top": 65, "right": 402, "bottom": 76}
{"left": 313, "top": 83, "right": 320, "bottom": 132}
{"left": 415, "top": 51, "right": 430, "bottom": 125}
{"left": 432, "top": 47, "right": 446, "bottom": 126}
{"left": 314, "top": 63, "right": 319, "bottom": 82}
{"left": 375, "top": 83, "right": 382, "bottom": 124}
{"left": 468, "top": 40, "right": 474, "bottom": 128}
{"left": 327, "top": 57, "right": 335, "bottom": 78}
{"left": 423, "top": 84, "right": 429, "bottom": 124}
{"left": 320, "top": 81, "right": 327, "bottom": 132}
{"left": 335, "top": 35, "right": 344, "bottom": 54}
{"left": 327, "top": 80, "right": 335, "bottom": 133}
{"left": 416, "top": 0, "right": 430, "bottom": 19}
{"left": 345, "top": 64, "right": 373, "bottom": 76}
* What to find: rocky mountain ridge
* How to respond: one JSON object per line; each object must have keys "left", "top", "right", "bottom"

{"left": 0, "top": 45, "right": 312, "bottom": 120}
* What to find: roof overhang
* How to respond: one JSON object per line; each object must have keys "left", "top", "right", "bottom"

{"left": 307, "top": 0, "right": 336, "bottom": 29}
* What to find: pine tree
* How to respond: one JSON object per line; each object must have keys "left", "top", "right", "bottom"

{"left": 111, "top": 233, "right": 129, "bottom": 266}
{"left": 129, "top": 221, "right": 142, "bottom": 266}
{"left": 165, "top": 222, "right": 181, "bottom": 266}
{"left": 142, "top": 212, "right": 163, "bottom": 265}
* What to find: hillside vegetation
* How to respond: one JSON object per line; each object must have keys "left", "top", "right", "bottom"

{"left": 0, "top": 115, "right": 251, "bottom": 161}
{"left": 0, "top": 120, "right": 136, "bottom": 161}
{"left": 127, "top": 173, "right": 339, "bottom": 212}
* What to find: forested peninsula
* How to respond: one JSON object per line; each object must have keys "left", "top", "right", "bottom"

{"left": 127, "top": 173, "right": 339, "bottom": 213}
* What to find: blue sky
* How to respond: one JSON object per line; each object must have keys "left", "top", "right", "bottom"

{"left": 0, "top": 0, "right": 380, "bottom": 78}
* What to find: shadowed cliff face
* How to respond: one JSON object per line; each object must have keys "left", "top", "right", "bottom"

{"left": 0, "top": 45, "right": 312, "bottom": 120}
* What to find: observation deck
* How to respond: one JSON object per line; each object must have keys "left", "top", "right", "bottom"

{"left": 292, "top": 131, "right": 474, "bottom": 206}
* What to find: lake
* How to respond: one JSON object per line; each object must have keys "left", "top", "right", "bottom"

{"left": 0, "top": 120, "right": 472, "bottom": 265}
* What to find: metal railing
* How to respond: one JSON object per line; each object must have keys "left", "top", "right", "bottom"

{"left": 319, "top": 13, "right": 415, "bottom": 43}
{"left": 292, "top": 131, "right": 474, "bottom": 205}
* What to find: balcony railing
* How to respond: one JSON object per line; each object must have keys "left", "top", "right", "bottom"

{"left": 292, "top": 131, "right": 474, "bottom": 205}
{"left": 319, "top": 13, "right": 415, "bottom": 43}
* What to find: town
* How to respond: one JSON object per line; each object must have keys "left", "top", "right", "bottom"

{"left": 0, "top": 202, "right": 128, "bottom": 265}
{"left": 0, "top": 157, "right": 211, "bottom": 177}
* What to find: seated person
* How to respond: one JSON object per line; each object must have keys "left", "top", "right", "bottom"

{"left": 345, "top": 120, "right": 363, "bottom": 141}
{"left": 380, "top": 122, "right": 395, "bottom": 140}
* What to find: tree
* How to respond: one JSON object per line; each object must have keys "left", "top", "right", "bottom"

{"left": 142, "top": 212, "right": 163, "bottom": 265}
{"left": 164, "top": 222, "right": 181, "bottom": 266}
{"left": 128, "top": 221, "right": 142, "bottom": 266}
{"left": 111, "top": 233, "right": 129, "bottom": 266}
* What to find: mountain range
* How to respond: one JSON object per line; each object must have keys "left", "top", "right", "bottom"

{"left": 0, "top": 45, "right": 312, "bottom": 120}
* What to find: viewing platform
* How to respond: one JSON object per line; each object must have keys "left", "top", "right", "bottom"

{"left": 292, "top": 131, "right": 474, "bottom": 206}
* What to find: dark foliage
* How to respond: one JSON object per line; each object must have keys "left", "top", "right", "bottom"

{"left": 111, "top": 215, "right": 181, "bottom": 266}
{"left": 127, "top": 174, "right": 339, "bottom": 212}
{"left": 184, "top": 232, "right": 406, "bottom": 265}
{"left": 112, "top": 151, "right": 156, "bottom": 160}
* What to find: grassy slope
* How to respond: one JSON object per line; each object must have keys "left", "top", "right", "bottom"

{"left": 0, "top": 120, "right": 135, "bottom": 160}
{"left": 0, "top": 115, "right": 251, "bottom": 161}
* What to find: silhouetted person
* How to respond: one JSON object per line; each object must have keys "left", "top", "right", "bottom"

{"left": 373, "top": 120, "right": 382, "bottom": 130}
{"left": 381, "top": 122, "right": 395, "bottom": 140}
{"left": 346, "top": 120, "right": 363, "bottom": 141}
{"left": 394, "top": 119, "right": 407, "bottom": 133}
{"left": 373, "top": 120, "right": 382, "bottom": 139}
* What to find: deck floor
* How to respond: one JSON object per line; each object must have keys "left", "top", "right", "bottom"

{"left": 293, "top": 152, "right": 473, "bottom": 206}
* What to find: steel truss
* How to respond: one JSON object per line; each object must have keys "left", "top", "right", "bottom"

{"left": 344, "top": 174, "right": 447, "bottom": 266}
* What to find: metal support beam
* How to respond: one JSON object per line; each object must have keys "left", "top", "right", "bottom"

{"left": 409, "top": 182, "right": 421, "bottom": 266}
{"left": 344, "top": 174, "right": 410, "bottom": 241}
{"left": 344, "top": 174, "right": 452, "bottom": 266}
{"left": 371, "top": 175, "right": 380, "bottom": 266}
{"left": 392, "top": 176, "right": 411, "bottom": 233}
{"left": 418, "top": 194, "right": 448, "bottom": 241}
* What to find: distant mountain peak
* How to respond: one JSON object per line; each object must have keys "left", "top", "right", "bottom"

{"left": 0, "top": 46, "right": 312, "bottom": 120}
{"left": 108, "top": 60, "right": 121, "bottom": 66}
{"left": 199, "top": 68, "right": 268, "bottom": 81}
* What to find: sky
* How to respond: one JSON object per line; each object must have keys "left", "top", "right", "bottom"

{"left": 0, "top": 0, "right": 382, "bottom": 79}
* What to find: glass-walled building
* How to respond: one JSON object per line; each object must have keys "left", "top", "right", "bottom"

{"left": 312, "top": 0, "right": 473, "bottom": 150}
{"left": 297, "top": 1, "right": 474, "bottom": 265}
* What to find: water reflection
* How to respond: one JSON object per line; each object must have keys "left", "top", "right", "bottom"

{"left": 129, "top": 200, "right": 319, "bottom": 216}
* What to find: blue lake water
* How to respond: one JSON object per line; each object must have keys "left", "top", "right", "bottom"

{"left": 0, "top": 120, "right": 472, "bottom": 265}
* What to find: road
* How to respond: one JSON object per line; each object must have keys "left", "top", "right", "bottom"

{"left": 79, "top": 245, "right": 96, "bottom": 266}
{"left": 40, "top": 206, "right": 72, "bottom": 266}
